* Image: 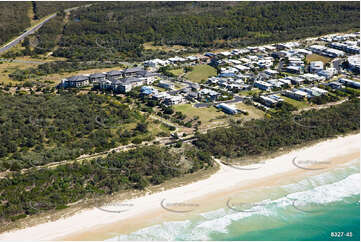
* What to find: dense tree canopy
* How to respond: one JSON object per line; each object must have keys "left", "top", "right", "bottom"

{"left": 0, "top": 92, "right": 152, "bottom": 171}
{"left": 0, "top": 2, "right": 30, "bottom": 46}
{"left": 51, "top": 1, "right": 360, "bottom": 61}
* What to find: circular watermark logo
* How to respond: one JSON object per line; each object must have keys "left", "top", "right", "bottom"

{"left": 160, "top": 158, "right": 194, "bottom": 172}
{"left": 226, "top": 197, "right": 269, "bottom": 213}
{"left": 292, "top": 157, "right": 331, "bottom": 170}
{"left": 292, "top": 115, "right": 319, "bottom": 129}
{"left": 29, "top": 36, "right": 48, "bottom": 51}
{"left": 28, "top": 201, "right": 56, "bottom": 211}
{"left": 160, "top": 199, "right": 199, "bottom": 213}
{"left": 95, "top": 197, "right": 134, "bottom": 214}
{"left": 93, "top": 158, "right": 132, "bottom": 173}
{"left": 289, "top": 198, "right": 330, "bottom": 214}
{"left": 223, "top": 157, "right": 266, "bottom": 171}
{"left": 94, "top": 115, "right": 124, "bottom": 129}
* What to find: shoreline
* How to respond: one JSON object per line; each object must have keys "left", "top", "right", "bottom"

{"left": 0, "top": 133, "right": 359, "bottom": 241}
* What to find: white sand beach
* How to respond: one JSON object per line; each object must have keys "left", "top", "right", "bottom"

{"left": 0, "top": 133, "right": 359, "bottom": 241}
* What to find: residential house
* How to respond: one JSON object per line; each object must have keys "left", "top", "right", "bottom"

{"left": 286, "top": 65, "right": 303, "bottom": 74}
{"left": 216, "top": 103, "right": 238, "bottom": 114}
{"left": 199, "top": 88, "right": 220, "bottom": 101}
{"left": 327, "top": 81, "right": 343, "bottom": 90}
{"left": 264, "top": 69, "right": 278, "bottom": 77}
{"left": 310, "top": 61, "right": 324, "bottom": 73}
{"left": 123, "top": 67, "right": 145, "bottom": 77}
{"left": 338, "top": 78, "right": 360, "bottom": 89}
{"left": 158, "top": 80, "right": 175, "bottom": 90}
{"left": 164, "top": 95, "right": 184, "bottom": 106}
{"left": 106, "top": 70, "right": 123, "bottom": 80}
{"left": 89, "top": 73, "right": 106, "bottom": 83}
{"left": 254, "top": 81, "right": 272, "bottom": 91}
{"left": 317, "top": 68, "right": 337, "bottom": 80}
{"left": 285, "top": 76, "right": 304, "bottom": 85}
{"left": 284, "top": 89, "right": 308, "bottom": 100}
{"left": 260, "top": 95, "right": 280, "bottom": 107}
{"left": 61, "top": 75, "right": 90, "bottom": 88}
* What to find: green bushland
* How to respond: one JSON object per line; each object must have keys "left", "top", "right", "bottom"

{"left": 0, "top": 92, "right": 154, "bottom": 171}
{"left": 0, "top": 145, "right": 213, "bottom": 224}
{"left": 194, "top": 99, "right": 360, "bottom": 159}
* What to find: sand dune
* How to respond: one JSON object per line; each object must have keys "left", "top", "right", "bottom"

{"left": 0, "top": 133, "right": 359, "bottom": 241}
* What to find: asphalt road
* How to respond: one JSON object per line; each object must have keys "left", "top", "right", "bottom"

{"left": 0, "top": 58, "right": 45, "bottom": 64}
{"left": 0, "top": 4, "right": 92, "bottom": 55}
{"left": 0, "top": 14, "right": 56, "bottom": 55}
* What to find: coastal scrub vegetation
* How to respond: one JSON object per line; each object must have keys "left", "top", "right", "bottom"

{"left": 51, "top": 1, "right": 359, "bottom": 61}
{"left": 194, "top": 99, "right": 360, "bottom": 160}
{"left": 4, "top": 1, "right": 358, "bottom": 63}
{"left": 0, "top": 92, "right": 159, "bottom": 171}
{"left": 0, "top": 145, "right": 213, "bottom": 224}
{"left": 0, "top": 2, "right": 30, "bottom": 46}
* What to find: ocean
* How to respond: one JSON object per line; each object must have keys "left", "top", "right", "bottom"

{"left": 107, "top": 159, "right": 360, "bottom": 241}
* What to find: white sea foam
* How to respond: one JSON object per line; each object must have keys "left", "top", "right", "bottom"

{"left": 108, "top": 170, "right": 360, "bottom": 241}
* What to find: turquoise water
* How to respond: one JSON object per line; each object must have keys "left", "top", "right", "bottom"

{"left": 108, "top": 160, "right": 360, "bottom": 241}
{"left": 214, "top": 197, "right": 360, "bottom": 241}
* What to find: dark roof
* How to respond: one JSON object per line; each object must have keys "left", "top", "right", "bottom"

{"left": 122, "top": 77, "right": 141, "bottom": 83}
{"left": 107, "top": 70, "right": 123, "bottom": 76}
{"left": 90, "top": 73, "right": 106, "bottom": 78}
{"left": 124, "top": 67, "right": 144, "bottom": 74}
{"left": 187, "top": 92, "right": 198, "bottom": 97}
{"left": 143, "top": 72, "right": 160, "bottom": 77}
{"left": 67, "top": 75, "right": 89, "bottom": 82}
{"left": 111, "top": 79, "right": 123, "bottom": 85}
{"left": 111, "top": 77, "right": 141, "bottom": 85}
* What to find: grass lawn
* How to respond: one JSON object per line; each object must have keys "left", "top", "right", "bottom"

{"left": 281, "top": 96, "right": 310, "bottom": 109}
{"left": 306, "top": 54, "right": 332, "bottom": 65}
{"left": 148, "top": 120, "right": 171, "bottom": 137}
{"left": 235, "top": 102, "right": 265, "bottom": 120}
{"left": 185, "top": 64, "right": 217, "bottom": 83}
{"left": 169, "top": 68, "right": 184, "bottom": 77}
{"left": 239, "top": 89, "right": 262, "bottom": 96}
{"left": 173, "top": 104, "right": 226, "bottom": 128}
{"left": 0, "top": 61, "right": 38, "bottom": 85}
